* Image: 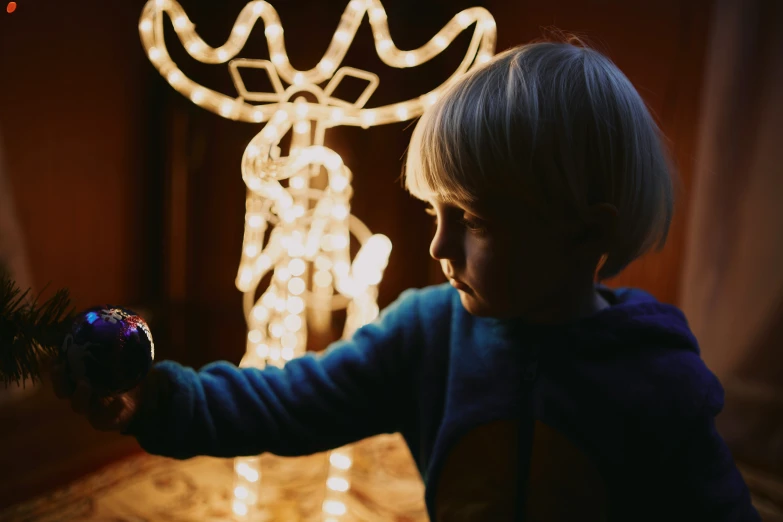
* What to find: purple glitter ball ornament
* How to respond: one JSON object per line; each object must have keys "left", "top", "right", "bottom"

{"left": 60, "top": 306, "right": 155, "bottom": 396}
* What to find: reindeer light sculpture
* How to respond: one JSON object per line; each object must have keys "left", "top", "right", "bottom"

{"left": 139, "top": 0, "right": 496, "bottom": 518}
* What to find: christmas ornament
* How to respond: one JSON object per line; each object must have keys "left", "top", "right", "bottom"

{"left": 61, "top": 306, "right": 154, "bottom": 396}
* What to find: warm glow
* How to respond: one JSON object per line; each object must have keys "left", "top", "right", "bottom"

{"left": 139, "top": 0, "right": 495, "bottom": 518}
{"left": 323, "top": 500, "right": 347, "bottom": 516}
{"left": 327, "top": 477, "right": 350, "bottom": 492}
{"left": 233, "top": 500, "right": 248, "bottom": 516}
{"left": 329, "top": 452, "right": 352, "bottom": 470}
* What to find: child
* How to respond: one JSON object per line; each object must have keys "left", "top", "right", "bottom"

{"left": 52, "top": 40, "right": 760, "bottom": 521}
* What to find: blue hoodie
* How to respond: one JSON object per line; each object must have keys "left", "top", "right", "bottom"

{"left": 128, "top": 284, "right": 760, "bottom": 521}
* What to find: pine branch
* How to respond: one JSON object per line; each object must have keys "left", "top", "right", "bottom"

{"left": 0, "top": 270, "right": 75, "bottom": 387}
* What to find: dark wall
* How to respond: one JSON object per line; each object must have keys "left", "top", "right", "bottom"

{"left": 0, "top": 0, "right": 712, "bottom": 368}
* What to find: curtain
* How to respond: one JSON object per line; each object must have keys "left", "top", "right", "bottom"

{"left": 679, "top": 0, "right": 783, "bottom": 503}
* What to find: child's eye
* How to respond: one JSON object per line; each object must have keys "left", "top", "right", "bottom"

{"left": 459, "top": 214, "right": 488, "bottom": 234}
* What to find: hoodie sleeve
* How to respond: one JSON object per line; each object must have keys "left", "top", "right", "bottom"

{"left": 125, "top": 288, "right": 423, "bottom": 460}
{"left": 614, "top": 363, "right": 761, "bottom": 522}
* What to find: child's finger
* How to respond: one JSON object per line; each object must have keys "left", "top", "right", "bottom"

{"left": 70, "top": 380, "right": 92, "bottom": 416}
{"left": 50, "top": 363, "right": 74, "bottom": 399}
{"left": 89, "top": 395, "right": 125, "bottom": 431}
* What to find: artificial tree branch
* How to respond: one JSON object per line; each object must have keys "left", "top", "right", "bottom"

{"left": 0, "top": 269, "right": 74, "bottom": 387}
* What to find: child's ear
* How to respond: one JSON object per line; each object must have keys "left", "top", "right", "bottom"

{"left": 573, "top": 203, "right": 618, "bottom": 251}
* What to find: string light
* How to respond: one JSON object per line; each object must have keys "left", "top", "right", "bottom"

{"left": 138, "top": 0, "right": 495, "bottom": 126}
{"left": 139, "top": 0, "right": 496, "bottom": 519}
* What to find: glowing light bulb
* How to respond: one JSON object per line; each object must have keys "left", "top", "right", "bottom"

{"left": 294, "top": 102, "right": 309, "bottom": 118}
{"left": 271, "top": 53, "right": 285, "bottom": 65}
{"left": 293, "top": 72, "right": 305, "bottom": 85}
{"left": 270, "top": 322, "right": 284, "bottom": 338}
{"left": 239, "top": 267, "right": 253, "bottom": 287}
{"left": 332, "top": 235, "right": 349, "bottom": 249}
{"left": 252, "top": 305, "right": 268, "bottom": 321}
{"left": 257, "top": 254, "right": 272, "bottom": 271}
{"left": 262, "top": 291, "right": 277, "bottom": 308}
{"left": 319, "top": 59, "right": 335, "bottom": 73}
{"left": 235, "top": 486, "right": 249, "bottom": 499}
{"left": 335, "top": 30, "right": 350, "bottom": 43}
{"left": 396, "top": 105, "right": 409, "bottom": 120}
{"left": 478, "top": 52, "right": 492, "bottom": 64}
{"left": 379, "top": 39, "right": 392, "bottom": 51}
{"left": 233, "top": 500, "right": 248, "bottom": 516}
{"left": 457, "top": 12, "right": 472, "bottom": 28}
{"left": 404, "top": 52, "right": 416, "bottom": 66}
{"left": 288, "top": 277, "right": 306, "bottom": 295}
{"left": 234, "top": 24, "right": 248, "bottom": 36}
{"left": 148, "top": 47, "right": 161, "bottom": 61}
{"left": 252, "top": 110, "right": 264, "bottom": 122}
{"left": 434, "top": 35, "right": 447, "bottom": 48}
{"left": 217, "top": 48, "right": 229, "bottom": 61}
{"left": 174, "top": 16, "right": 187, "bottom": 29}
{"left": 330, "top": 452, "right": 352, "bottom": 469}
{"left": 140, "top": 20, "right": 153, "bottom": 33}
{"left": 315, "top": 255, "right": 332, "bottom": 270}
{"left": 330, "top": 175, "right": 348, "bottom": 192}
{"left": 252, "top": 1, "right": 265, "bottom": 15}
{"left": 287, "top": 296, "right": 304, "bottom": 314}
{"left": 188, "top": 41, "right": 204, "bottom": 54}
{"left": 282, "top": 332, "right": 298, "bottom": 350}
{"left": 423, "top": 92, "right": 439, "bottom": 107}
{"left": 314, "top": 270, "right": 333, "bottom": 287}
{"left": 323, "top": 500, "right": 347, "bottom": 516}
{"left": 361, "top": 110, "right": 376, "bottom": 127}
{"left": 220, "top": 101, "right": 234, "bottom": 116}
{"left": 332, "top": 204, "right": 349, "bottom": 220}
{"left": 265, "top": 24, "right": 282, "bottom": 38}
{"left": 288, "top": 258, "right": 306, "bottom": 276}
{"left": 324, "top": 153, "right": 342, "bottom": 171}
{"left": 327, "top": 477, "right": 350, "bottom": 492}
{"left": 256, "top": 343, "right": 269, "bottom": 357}
{"left": 284, "top": 314, "right": 302, "bottom": 332}
{"left": 248, "top": 329, "right": 263, "bottom": 343}
{"left": 333, "top": 261, "right": 350, "bottom": 277}
{"left": 369, "top": 8, "right": 385, "bottom": 22}
{"left": 248, "top": 215, "right": 264, "bottom": 228}
{"left": 167, "top": 69, "right": 183, "bottom": 84}
{"left": 330, "top": 108, "right": 344, "bottom": 121}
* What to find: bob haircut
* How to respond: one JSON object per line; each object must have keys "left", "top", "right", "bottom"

{"left": 404, "top": 40, "right": 674, "bottom": 280}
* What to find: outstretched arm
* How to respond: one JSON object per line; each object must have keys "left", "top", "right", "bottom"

{"left": 126, "top": 289, "right": 423, "bottom": 460}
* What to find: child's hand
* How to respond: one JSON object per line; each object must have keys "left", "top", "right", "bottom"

{"left": 50, "top": 359, "right": 143, "bottom": 433}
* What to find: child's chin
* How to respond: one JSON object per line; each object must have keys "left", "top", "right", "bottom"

{"left": 458, "top": 291, "right": 493, "bottom": 317}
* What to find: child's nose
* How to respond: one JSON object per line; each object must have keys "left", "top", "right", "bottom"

{"left": 429, "top": 225, "right": 459, "bottom": 261}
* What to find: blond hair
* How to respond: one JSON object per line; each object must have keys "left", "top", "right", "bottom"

{"left": 405, "top": 41, "right": 674, "bottom": 280}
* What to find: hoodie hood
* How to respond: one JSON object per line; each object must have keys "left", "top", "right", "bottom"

{"left": 488, "top": 286, "right": 723, "bottom": 419}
